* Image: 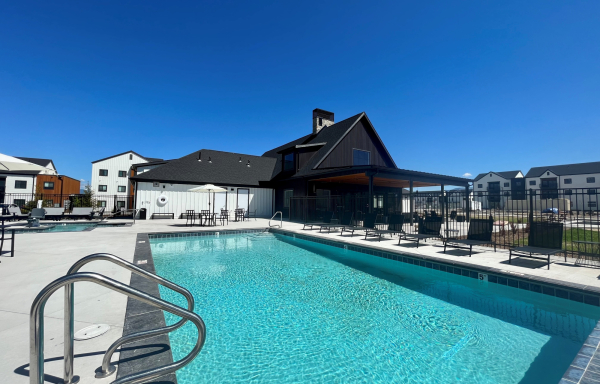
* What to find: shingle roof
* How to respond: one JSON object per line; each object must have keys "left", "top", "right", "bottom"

{"left": 16, "top": 157, "right": 55, "bottom": 170}
{"left": 525, "top": 162, "right": 600, "bottom": 178}
{"left": 131, "top": 149, "right": 276, "bottom": 186}
{"left": 473, "top": 170, "right": 522, "bottom": 182}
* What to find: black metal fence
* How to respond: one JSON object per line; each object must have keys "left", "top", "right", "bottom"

{"left": 1, "top": 193, "right": 134, "bottom": 213}
{"left": 290, "top": 188, "right": 600, "bottom": 260}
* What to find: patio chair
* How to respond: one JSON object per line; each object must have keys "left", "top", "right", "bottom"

{"left": 443, "top": 218, "right": 496, "bottom": 257}
{"left": 400, "top": 216, "right": 443, "bottom": 248}
{"left": 340, "top": 213, "right": 378, "bottom": 237}
{"left": 90, "top": 207, "right": 106, "bottom": 220}
{"left": 27, "top": 208, "right": 46, "bottom": 227}
{"left": 509, "top": 222, "right": 564, "bottom": 270}
{"left": 303, "top": 211, "right": 334, "bottom": 230}
{"left": 220, "top": 210, "right": 229, "bottom": 226}
{"left": 365, "top": 214, "right": 405, "bottom": 241}
{"left": 234, "top": 208, "right": 245, "bottom": 222}
{"left": 7, "top": 206, "right": 28, "bottom": 221}
{"left": 185, "top": 210, "right": 195, "bottom": 227}
{"left": 44, "top": 207, "right": 65, "bottom": 221}
{"left": 320, "top": 211, "right": 353, "bottom": 233}
{"left": 70, "top": 207, "right": 94, "bottom": 220}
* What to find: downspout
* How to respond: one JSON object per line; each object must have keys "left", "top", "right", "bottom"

{"left": 60, "top": 176, "right": 64, "bottom": 207}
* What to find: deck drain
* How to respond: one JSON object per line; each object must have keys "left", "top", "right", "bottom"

{"left": 137, "top": 260, "right": 148, "bottom": 265}
{"left": 74, "top": 324, "right": 110, "bottom": 341}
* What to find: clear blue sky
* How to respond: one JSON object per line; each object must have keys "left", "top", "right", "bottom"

{"left": 1, "top": 1, "right": 599, "bottom": 185}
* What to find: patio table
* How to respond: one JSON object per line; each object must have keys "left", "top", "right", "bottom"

{"left": 199, "top": 212, "right": 217, "bottom": 226}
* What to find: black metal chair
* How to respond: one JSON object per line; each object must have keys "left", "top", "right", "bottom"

{"left": 320, "top": 211, "right": 353, "bottom": 233}
{"left": 303, "top": 211, "right": 334, "bottom": 230}
{"left": 400, "top": 216, "right": 443, "bottom": 247}
{"left": 340, "top": 213, "right": 378, "bottom": 237}
{"left": 185, "top": 210, "right": 195, "bottom": 227}
{"left": 365, "top": 214, "right": 405, "bottom": 241}
{"left": 220, "top": 210, "right": 229, "bottom": 226}
{"left": 0, "top": 216, "right": 15, "bottom": 258}
{"left": 443, "top": 218, "right": 496, "bottom": 257}
{"left": 509, "top": 222, "right": 564, "bottom": 269}
{"left": 234, "top": 208, "right": 245, "bottom": 222}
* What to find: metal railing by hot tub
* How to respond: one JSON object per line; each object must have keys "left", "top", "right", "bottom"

{"left": 30, "top": 253, "right": 206, "bottom": 384}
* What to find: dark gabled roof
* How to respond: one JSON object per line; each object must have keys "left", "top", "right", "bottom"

{"left": 473, "top": 170, "right": 522, "bottom": 182}
{"left": 91, "top": 150, "right": 163, "bottom": 164}
{"left": 131, "top": 149, "right": 276, "bottom": 187}
{"left": 132, "top": 159, "right": 170, "bottom": 168}
{"left": 16, "top": 157, "right": 56, "bottom": 170}
{"left": 525, "top": 162, "right": 600, "bottom": 178}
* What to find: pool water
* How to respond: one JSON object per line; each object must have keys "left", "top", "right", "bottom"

{"left": 150, "top": 233, "right": 600, "bottom": 384}
{"left": 14, "top": 222, "right": 126, "bottom": 233}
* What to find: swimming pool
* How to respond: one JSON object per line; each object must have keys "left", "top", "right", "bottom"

{"left": 13, "top": 222, "right": 127, "bottom": 233}
{"left": 150, "top": 232, "right": 600, "bottom": 383}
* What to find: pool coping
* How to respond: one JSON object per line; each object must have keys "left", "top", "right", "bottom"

{"left": 135, "top": 227, "right": 600, "bottom": 384}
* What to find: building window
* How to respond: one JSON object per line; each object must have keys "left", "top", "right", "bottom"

{"left": 284, "top": 190, "right": 293, "bottom": 208}
{"left": 477, "top": 184, "right": 483, "bottom": 188}
{"left": 547, "top": 172, "right": 550, "bottom": 176}
{"left": 587, "top": 177, "right": 596, "bottom": 183}
{"left": 589, "top": 202, "right": 598, "bottom": 208}
{"left": 352, "top": 149, "right": 370, "bottom": 166}
{"left": 118, "top": 171, "right": 127, "bottom": 177}
{"left": 14, "top": 199, "right": 25, "bottom": 207}
{"left": 565, "top": 189, "right": 573, "bottom": 195}
{"left": 503, "top": 191, "right": 510, "bottom": 196}
{"left": 97, "top": 200, "right": 107, "bottom": 207}
{"left": 98, "top": 185, "right": 107, "bottom": 192}
{"left": 283, "top": 153, "right": 294, "bottom": 172}
{"left": 478, "top": 192, "right": 483, "bottom": 197}
{"left": 14, "top": 180, "right": 27, "bottom": 189}
{"left": 43, "top": 182, "right": 54, "bottom": 189}
{"left": 129, "top": 154, "right": 133, "bottom": 160}
{"left": 117, "top": 186, "right": 126, "bottom": 193}
{"left": 564, "top": 178, "right": 572, "bottom": 184}
{"left": 319, "top": 117, "right": 323, "bottom": 126}
{"left": 529, "top": 180, "right": 536, "bottom": 186}
{"left": 117, "top": 201, "right": 126, "bottom": 208}
{"left": 588, "top": 189, "right": 597, "bottom": 195}
{"left": 504, "top": 182, "right": 509, "bottom": 187}
{"left": 99, "top": 169, "right": 108, "bottom": 176}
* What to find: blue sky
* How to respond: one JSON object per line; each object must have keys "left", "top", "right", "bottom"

{"left": 1, "top": 1, "right": 599, "bottom": 185}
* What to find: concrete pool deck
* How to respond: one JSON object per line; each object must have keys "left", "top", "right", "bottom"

{"left": 2, "top": 217, "right": 600, "bottom": 383}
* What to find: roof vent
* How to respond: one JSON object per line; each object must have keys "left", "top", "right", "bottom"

{"left": 239, "top": 157, "right": 242, "bottom": 162}
{"left": 247, "top": 160, "right": 250, "bottom": 167}
{"left": 197, "top": 152, "right": 201, "bottom": 162}
{"left": 313, "top": 109, "right": 334, "bottom": 134}
{"left": 208, "top": 157, "right": 212, "bottom": 163}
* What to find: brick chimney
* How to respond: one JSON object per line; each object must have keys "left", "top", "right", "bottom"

{"left": 312, "top": 109, "right": 334, "bottom": 134}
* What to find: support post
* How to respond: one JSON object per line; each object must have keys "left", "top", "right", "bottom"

{"left": 441, "top": 184, "right": 447, "bottom": 233}
{"left": 409, "top": 179, "right": 414, "bottom": 226}
{"left": 465, "top": 185, "right": 470, "bottom": 223}
{"left": 368, "top": 173, "right": 374, "bottom": 214}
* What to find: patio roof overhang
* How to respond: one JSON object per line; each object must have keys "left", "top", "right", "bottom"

{"left": 304, "top": 166, "right": 471, "bottom": 189}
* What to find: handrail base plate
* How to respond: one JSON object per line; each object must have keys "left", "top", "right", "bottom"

{"left": 95, "top": 363, "right": 116, "bottom": 378}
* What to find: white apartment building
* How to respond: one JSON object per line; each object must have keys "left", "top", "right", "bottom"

{"left": 473, "top": 170, "right": 524, "bottom": 209}
{"left": 91, "top": 151, "right": 163, "bottom": 209}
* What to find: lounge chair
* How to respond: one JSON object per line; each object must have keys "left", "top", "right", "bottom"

{"left": 44, "top": 207, "right": 65, "bottom": 221}
{"left": 320, "top": 211, "right": 353, "bottom": 233}
{"left": 69, "top": 207, "right": 94, "bottom": 220}
{"left": 27, "top": 208, "right": 46, "bottom": 227}
{"left": 365, "top": 214, "right": 405, "bottom": 241}
{"left": 303, "top": 211, "right": 334, "bottom": 230}
{"left": 400, "top": 216, "right": 443, "bottom": 247}
{"left": 90, "top": 207, "right": 106, "bottom": 220}
{"left": 509, "top": 222, "right": 564, "bottom": 269}
{"left": 443, "top": 218, "right": 496, "bottom": 257}
{"left": 7, "top": 206, "right": 28, "bottom": 221}
{"left": 340, "top": 213, "right": 378, "bottom": 237}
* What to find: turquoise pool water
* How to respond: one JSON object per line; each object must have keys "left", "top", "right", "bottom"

{"left": 151, "top": 233, "right": 600, "bottom": 384}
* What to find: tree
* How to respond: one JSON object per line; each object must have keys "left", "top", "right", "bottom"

{"left": 71, "top": 185, "right": 96, "bottom": 209}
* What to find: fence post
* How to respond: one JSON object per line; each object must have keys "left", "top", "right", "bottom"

{"left": 465, "top": 185, "right": 470, "bottom": 222}
{"left": 528, "top": 188, "right": 534, "bottom": 225}
{"left": 114, "top": 194, "right": 117, "bottom": 212}
{"left": 409, "top": 179, "right": 414, "bottom": 226}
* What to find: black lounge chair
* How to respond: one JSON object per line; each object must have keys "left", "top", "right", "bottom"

{"left": 320, "top": 211, "right": 353, "bottom": 233}
{"left": 44, "top": 207, "right": 65, "bottom": 221}
{"left": 340, "top": 213, "right": 378, "bottom": 237}
{"left": 303, "top": 211, "right": 334, "bottom": 230}
{"left": 443, "top": 218, "right": 496, "bottom": 257}
{"left": 509, "top": 222, "right": 564, "bottom": 270}
{"left": 365, "top": 214, "right": 405, "bottom": 241}
{"left": 400, "top": 216, "right": 443, "bottom": 247}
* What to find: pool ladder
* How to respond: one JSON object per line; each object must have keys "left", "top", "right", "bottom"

{"left": 269, "top": 211, "right": 283, "bottom": 228}
{"left": 30, "top": 253, "right": 206, "bottom": 384}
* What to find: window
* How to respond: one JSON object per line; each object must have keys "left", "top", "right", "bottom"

{"left": 318, "top": 117, "right": 323, "bottom": 126}
{"left": 504, "top": 182, "right": 509, "bottom": 187}
{"left": 587, "top": 177, "right": 596, "bottom": 183}
{"left": 565, "top": 189, "right": 573, "bottom": 195}
{"left": 589, "top": 202, "right": 597, "bottom": 208}
{"left": 99, "top": 169, "right": 108, "bottom": 176}
{"left": 14, "top": 180, "right": 27, "bottom": 189}
{"left": 547, "top": 172, "right": 550, "bottom": 176}
{"left": 503, "top": 191, "right": 510, "bottom": 196}
{"left": 352, "top": 149, "right": 370, "bottom": 166}
{"left": 283, "top": 153, "right": 294, "bottom": 172}
{"left": 43, "top": 182, "right": 54, "bottom": 189}
{"left": 117, "top": 186, "right": 126, "bottom": 193}
{"left": 477, "top": 184, "right": 483, "bottom": 188}
{"left": 564, "top": 178, "right": 572, "bottom": 184}
{"left": 14, "top": 199, "right": 25, "bottom": 207}
{"left": 284, "top": 190, "right": 293, "bottom": 208}
{"left": 98, "top": 185, "right": 107, "bottom": 192}
{"left": 529, "top": 180, "right": 536, "bottom": 186}
{"left": 373, "top": 195, "right": 384, "bottom": 209}
{"left": 129, "top": 154, "right": 133, "bottom": 160}
{"left": 118, "top": 171, "right": 127, "bottom": 178}
{"left": 97, "top": 200, "right": 107, "bottom": 207}
{"left": 588, "top": 189, "right": 597, "bottom": 195}
{"left": 117, "top": 201, "right": 126, "bottom": 208}
{"left": 478, "top": 192, "right": 483, "bottom": 197}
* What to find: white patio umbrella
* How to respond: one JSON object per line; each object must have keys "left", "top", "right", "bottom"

{"left": 188, "top": 184, "right": 228, "bottom": 214}
{"left": 0, "top": 153, "right": 56, "bottom": 174}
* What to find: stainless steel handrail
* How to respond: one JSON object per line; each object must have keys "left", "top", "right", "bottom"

{"left": 63, "top": 253, "right": 195, "bottom": 383}
{"left": 269, "top": 211, "right": 282, "bottom": 228}
{"left": 31, "top": 272, "right": 206, "bottom": 384}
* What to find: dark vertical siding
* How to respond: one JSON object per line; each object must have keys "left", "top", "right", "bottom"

{"left": 317, "top": 121, "right": 393, "bottom": 169}
{"left": 297, "top": 147, "right": 320, "bottom": 170}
